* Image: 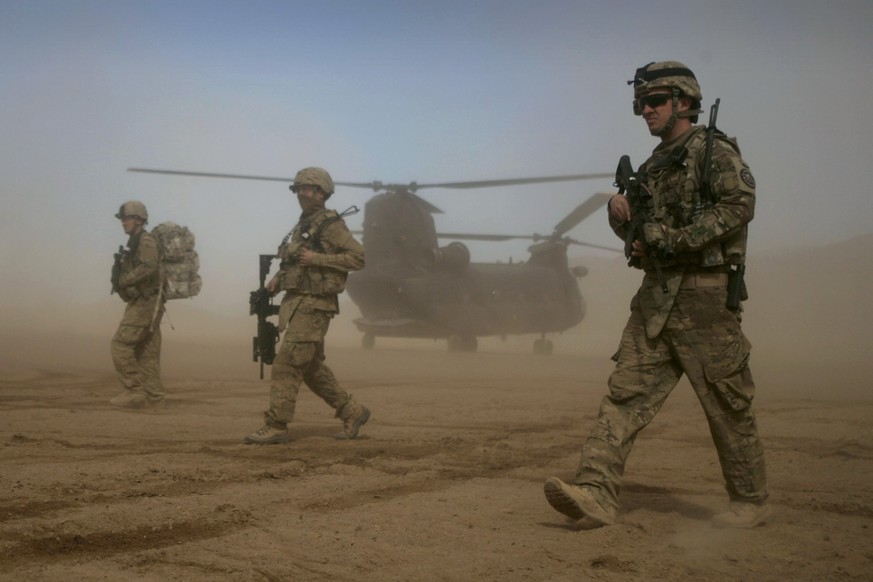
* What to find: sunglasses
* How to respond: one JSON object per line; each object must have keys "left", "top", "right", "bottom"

{"left": 634, "top": 93, "right": 673, "bottom": 113}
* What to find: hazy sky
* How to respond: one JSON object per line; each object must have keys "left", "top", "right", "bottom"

{"left": 2, "top": 0, "right": 871, "bottom": 314}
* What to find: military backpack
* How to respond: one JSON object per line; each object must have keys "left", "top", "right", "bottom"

{"left": 151, "top": 221, "right": 202, "bottom": 300}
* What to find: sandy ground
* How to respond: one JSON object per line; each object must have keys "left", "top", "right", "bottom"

{"left": 2, "top": 240, "right": 872, "bottom": 580}
{"left": 1, "top": 338, "right": 872, "bottom": 581}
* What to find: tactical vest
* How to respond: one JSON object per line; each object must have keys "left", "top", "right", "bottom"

{"left": 276, "top": 209, "right": 349, "bottom": 296}
{"left": 640, "top": 126, "right": 748, "bottom": 269}
{"left": 121, "top": 231, "right": 162, "bottom": 298}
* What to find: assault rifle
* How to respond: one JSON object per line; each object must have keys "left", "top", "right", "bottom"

{"left": 694, "top": 98, "right": 748, "bottom": 309}
{"left": 110, "top": 245, "right": 125, "bottom": 295}
{"left": 249, "top": 206, "right": 361, "bottom": 377}
{"left": 694, "top": 97, "right": 721, "bottom": 219}
{"left": 615, "top": 155, "right": 672, "bottom": 293}
{"left": 311, "top": 205, "right": 360, "bottom": 252}
{"left": 249, "top": 254, "right": 280, "bottom": 379}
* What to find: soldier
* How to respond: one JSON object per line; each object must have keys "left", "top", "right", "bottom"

{"left": 110, "top": 200, "right": 165, "bottom": 408}
{"left": 544, "top": 61, "right": 769, "bottom": 529}
{"left": 245, "top": 167, "right": 372, "bottom": 444}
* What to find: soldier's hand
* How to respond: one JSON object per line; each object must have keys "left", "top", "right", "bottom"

{"left": 608, "top": 194, "right": 631, "bottom": 223}
{"left": 266, "top": 276, "right": 278, "bottom": 294}
{"left": 643, "top": 223, "right": 667, "bottom": 247}
{"left": 298, "top": 248, "right": 317, "bottom": 266}
{"left": 643, "top": 223, "right": 684, "bottom": 253}
{"left": 630, "top": 240, "right": 647, "bottom": 257}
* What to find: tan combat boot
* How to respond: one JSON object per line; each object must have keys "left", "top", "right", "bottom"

{"left": 244, "top": 424, "right": 291, "bottom": 445}
{"left": 712, "top": 502, "right": 771, "bottom": 528}
{"left": 109, "top": 391, "right": 147, "bottom": 408}
{"left": 335, "top": 398, "right": 371, "bottom": 440}
{"left": 544, "top": 477, "right": 617, "bottom": 529}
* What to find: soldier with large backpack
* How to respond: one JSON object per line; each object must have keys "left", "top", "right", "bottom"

{"left": 109, "top": 200, "right": 166, "bottom": 408}
{"left": 109, "top": 201, "right": 202, "bottom": 408}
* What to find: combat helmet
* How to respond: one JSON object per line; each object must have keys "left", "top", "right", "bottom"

{"left": 290, "top": 167, "right": 334, "bottom": 197}
{"left": 629, "top": 61, "right": 702, "bottom": 120}
{"left": 115, "top": 200, "right": 148, "bottom": 222}
{"left": 630, "top": 61, "right": 701, "bottom": 100}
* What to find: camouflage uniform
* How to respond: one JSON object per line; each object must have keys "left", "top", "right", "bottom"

{"left": 111, "top": 229, "right": 165, "bottom": 403}
{"left": 545, "top": 61, "right": 769, "bottom": 528}
{"left": 573, "top": 123, "right": 768, "bottom": 517}
{"left": 263, "top": 206, "right": 367, "bottom": 430}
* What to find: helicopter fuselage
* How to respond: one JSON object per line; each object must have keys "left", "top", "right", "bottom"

{"left": 344, "top": 190, "right": 588, "bottom": 350}
{"left": 346, "top": 255, "right": 585, "bottom": 340}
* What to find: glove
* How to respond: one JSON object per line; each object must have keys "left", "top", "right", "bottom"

{"left": 643, "top": 223, "right": 685, "bottom": 254}
{"left": 642, "top": 223, "right": 666, "bottom": 247}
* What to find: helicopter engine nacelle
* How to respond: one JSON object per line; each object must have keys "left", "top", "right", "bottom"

{"left": 429, "top": 242, "right": 470, "bottom": 272}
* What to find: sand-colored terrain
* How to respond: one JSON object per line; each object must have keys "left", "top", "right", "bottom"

{"left": 1, "top": 345, "right": 872, "bottom": 581}
{"left": 2, "top": 240, "right": 872, "bottom": 580}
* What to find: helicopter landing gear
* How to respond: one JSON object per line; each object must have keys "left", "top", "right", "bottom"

{"left": 447, "top": 335, "right": 478, "bottom": 352}
{"left": 361, "top": 333, "right": 375, "bottom": 350}
{"left": 533, "top": 337, "right": 554, "bottom": 355}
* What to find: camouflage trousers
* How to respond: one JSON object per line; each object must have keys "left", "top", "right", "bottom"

{"left": 110, "top": 319, "right": 164, "bottom": 401}
{"left": 265, "top": 326, "right": 352, "bottom": 428}
{"left": 574, "top": 287, "right": 768, "bottom": 512}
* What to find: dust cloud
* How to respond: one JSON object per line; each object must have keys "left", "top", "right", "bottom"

{"left": 3, "top": 234, "right": 868, "bottom": 394}
{"left": 1, "top": 236, "right": 872, "bottom": 580}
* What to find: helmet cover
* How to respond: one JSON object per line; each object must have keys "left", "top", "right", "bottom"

{"left": 291, "top": 167, "right": 334, "bottom": 195}
{"left": 115, "top": 200, "right": 148, "bottom": 221}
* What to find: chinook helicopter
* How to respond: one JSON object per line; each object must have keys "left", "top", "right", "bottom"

{"left": 128, "top": 168, "right": 617, "bottom": 353}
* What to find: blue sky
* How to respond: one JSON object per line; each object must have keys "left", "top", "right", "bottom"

{"left": 2, "top": 0, "right": 872, "bottom": 313}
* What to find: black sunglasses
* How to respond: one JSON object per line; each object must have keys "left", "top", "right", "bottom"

{"left": 635, "top": 93, "right": 673, "bottom": 112}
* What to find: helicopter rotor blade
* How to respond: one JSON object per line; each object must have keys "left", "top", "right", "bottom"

{"left": 434, "top": 232, "right": 536, "bottom": 242}
{"left": 564, "top": 238, "right": 623, "bottom": 252}
{"left": 128, "top": 168, "right": 382, "bottom": 189}
{"left": 128, "top": 169, "right": 613, "bottom": 195}
{"left": 127, "top": 169, "right": 446, "bottom": 212}
{"left": 436, "top": 231, "right": 620, "bottom": 252}
{"left": 552, "top": 192, "right": 614, "bottom": 237}
{"left": 334, "top": 181, "right": 388, "bottom": 191}
{"left": 415, "top": 173, "right": 613, "bottom": 190}
{"left": 128, "top": 168, "right": 296, "bottom": 183}
{"left": 435, "top": 192, "right": 619, "bottom": 250}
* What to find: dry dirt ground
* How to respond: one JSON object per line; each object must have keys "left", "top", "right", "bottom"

{"left": 1, "top": 339, "right": 872, "bottom": 581}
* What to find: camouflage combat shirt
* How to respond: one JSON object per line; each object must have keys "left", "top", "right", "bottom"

{"left": 275, "top": 207, "right": 365, "bottom": 334}
{"left": 609, "top": 125, "right": 756, "bottom": 337}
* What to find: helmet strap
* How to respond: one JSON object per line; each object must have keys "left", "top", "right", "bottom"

{"left": 654, "top": 89, "right": 702, "bottom": 135}
{"left": 673, "top": 89, "right": 702, "bottom": 119}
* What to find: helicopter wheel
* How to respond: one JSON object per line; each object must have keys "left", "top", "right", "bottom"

{"left": 533, "top": 338, "right": 554, "bottom": 355}
{"left": 361, "top": 333, "right": 375, "bottom": 350}
{"left": 447, "top": 335, "right": 478, "bottom": 352}
{"left": 461, "top": 335, "right": 478, "bottom": 352}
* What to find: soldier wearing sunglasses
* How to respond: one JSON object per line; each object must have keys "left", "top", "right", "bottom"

{"left": 545, "top": 61, "right": 769, "bottom": 530}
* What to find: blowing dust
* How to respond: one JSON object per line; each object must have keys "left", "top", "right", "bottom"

{"left": 1, "top": 237, "right": 872, "bottom": 581}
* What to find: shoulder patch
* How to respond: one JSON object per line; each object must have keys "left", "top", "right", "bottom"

{"left": 740, "top": 168, "right": 756, "bottom": 189}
